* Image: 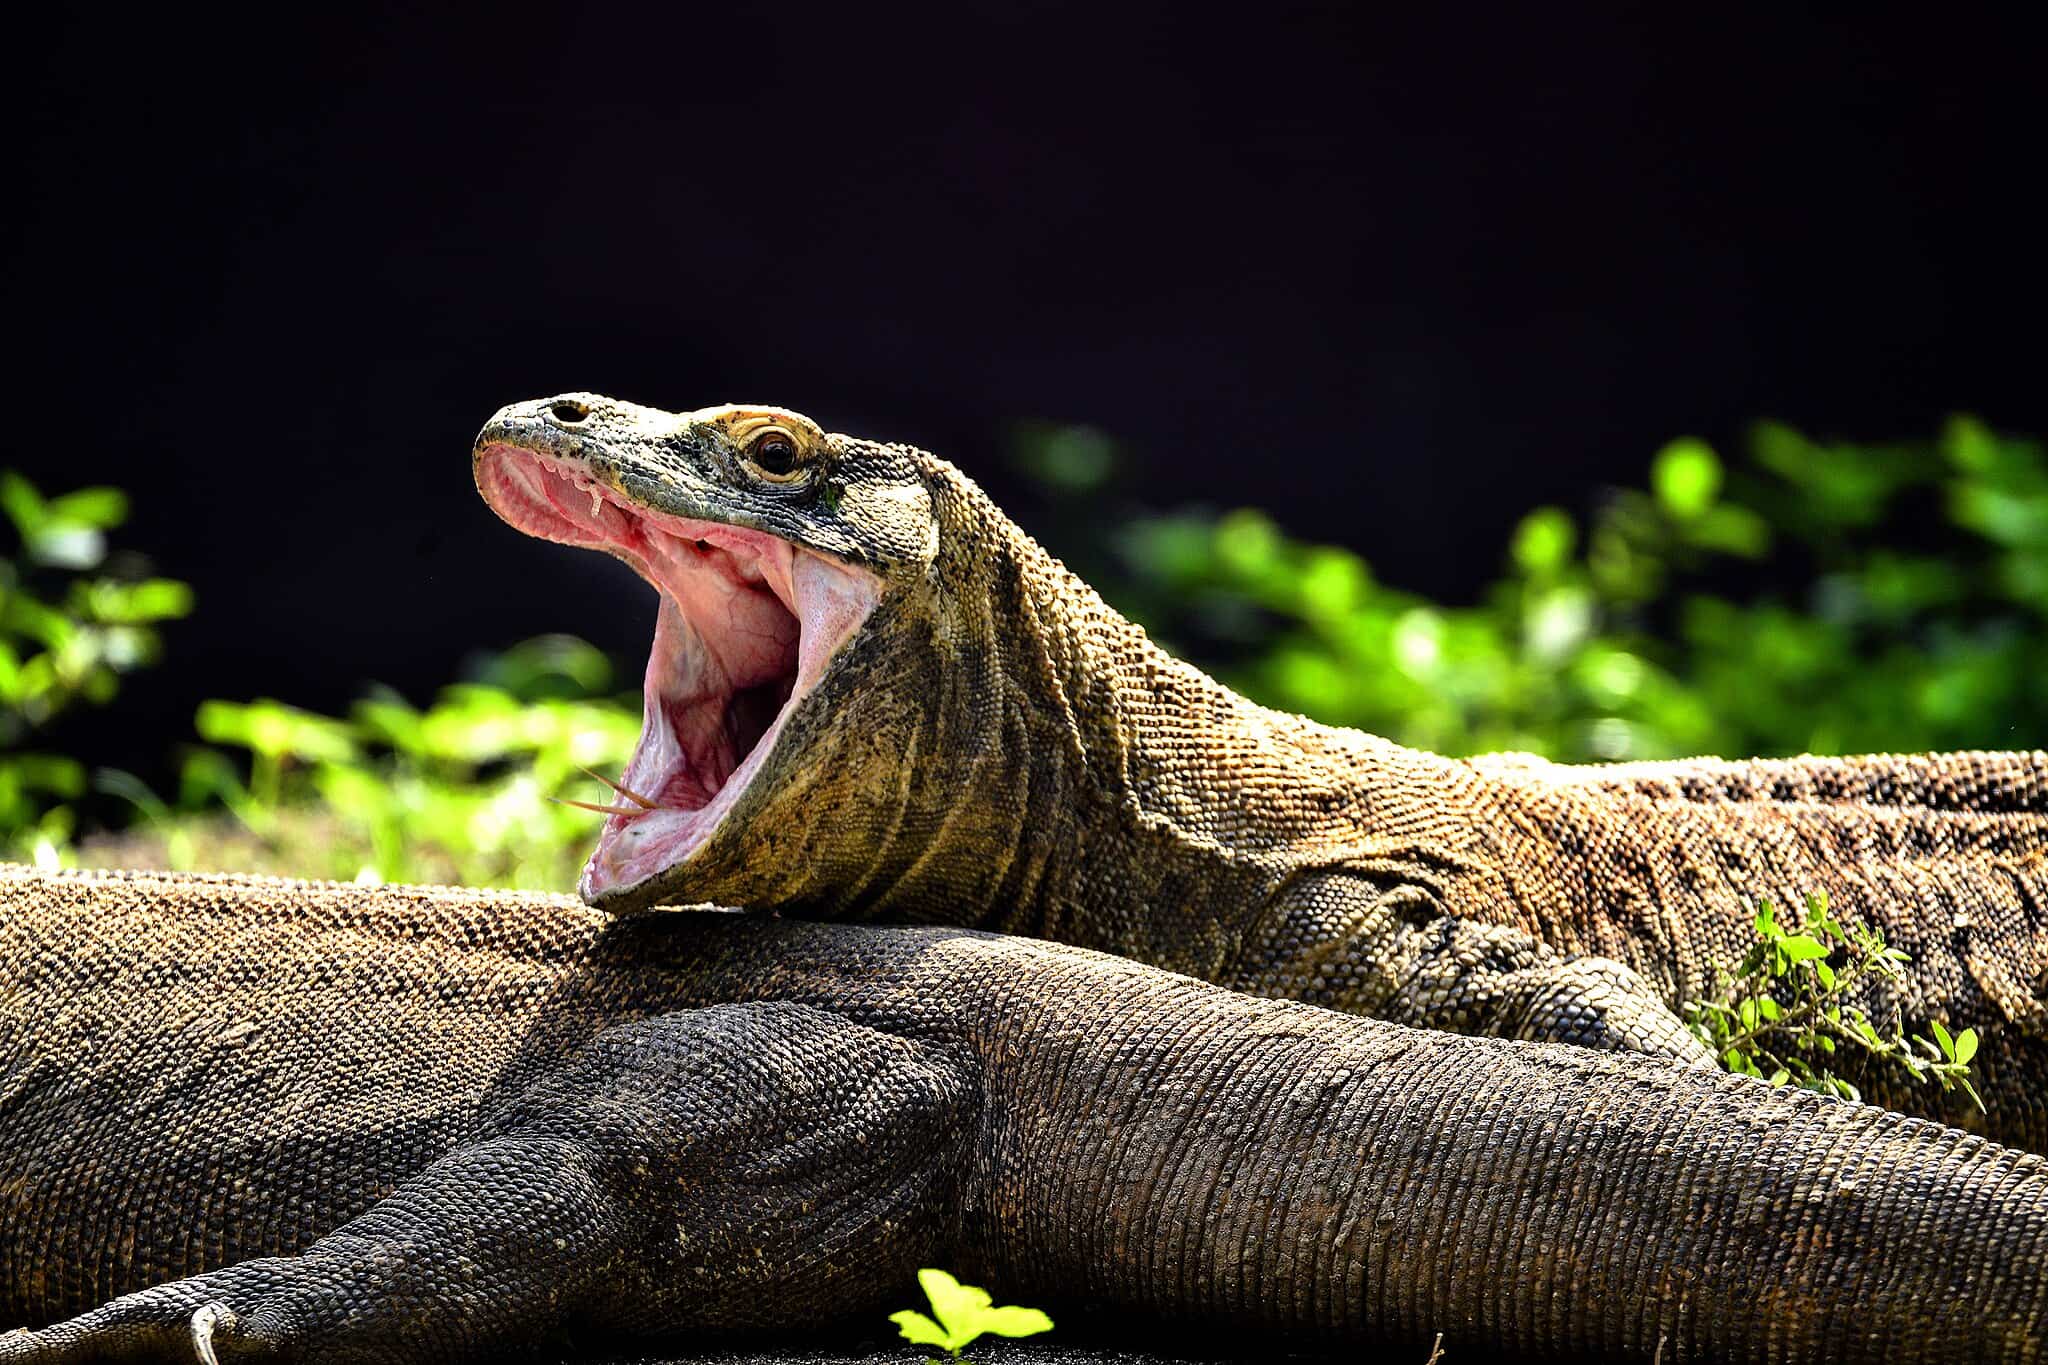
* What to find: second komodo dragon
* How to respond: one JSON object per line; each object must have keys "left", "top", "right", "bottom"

{"left": 474, "top": 392, "right": 2048, "bottom": 1147}
{"left": 4, "top": 865, "right": 2046, "bottom": 1364}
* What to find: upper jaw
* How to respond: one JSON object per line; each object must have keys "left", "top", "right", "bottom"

{"left": 473, "top": 438, "right": 882, "bottom": 908}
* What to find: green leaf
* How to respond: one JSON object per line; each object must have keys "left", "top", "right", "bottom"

{"left": 1930, "top": 1019, "right": 1956, "bottom": 1062}
{"left": 1776, "top": 935, "right": 1830, "bottom": 966}
{"left": 1684, "top": 503, "right": 1770, "bottom": 556}
{"left": 919, "top": 1268, "right": 991, "bottom": 1344}
{"left": 1954, "top": 1027, "right": 1979, "bottom": 1065}
{"left": 1014, "top": 423, "right": 1115, "bottom": 492}
{"left": 1651, "top": 438, "right": 1722, "bottom": 519}
{"left": 979, "top": 1306, "right": 1056, "bottom": 1338}
{"left": 83, "top": 578, "right": 195, "bottom": 624}
{"left": 197, "top": 699, "right": 359, "bottom": 764}
{"left": 889, "top": 1311, "right": 951, "bottom": 1349}
{"left": 46, "top": 487, "right": 128, "bottom": 529}
{"left": 1213, "top": 509, "right": 1286, "bottom": 587}
{"left": 0, "top": 472, "right": 47, "bottom": 538}
{"left": 1753, "top": 900, "right": 1777, "bottom": 938}
{"left": 1297, "top": 548, "right": 1369, "bottom": 619}
{"left": 1510, "top": 507, "right": 1576, "bottom": 575}
{"left": 0, "top": 753, "right": 86, "bottom": 797}
{"left": 1943, "top": 414, "right": 2000, "bottom": 473}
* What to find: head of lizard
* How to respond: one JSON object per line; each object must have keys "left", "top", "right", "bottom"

{"left": 475, "top": 392, "right": 962, "bottom": 913}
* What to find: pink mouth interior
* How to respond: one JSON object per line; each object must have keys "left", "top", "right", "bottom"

{"left": 475, "top": 444, "right": 881, "bottom": 900}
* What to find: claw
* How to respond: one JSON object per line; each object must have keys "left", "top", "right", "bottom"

{"left": 190, "top": 1303, "right": 236, "bottom": 1365}
{"left": 578, "top": 765, "right": 660, "bottom": 810}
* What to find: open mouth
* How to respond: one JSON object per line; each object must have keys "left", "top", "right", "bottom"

{"left": 474, "top": 444, "right": 882, "bottom": 902}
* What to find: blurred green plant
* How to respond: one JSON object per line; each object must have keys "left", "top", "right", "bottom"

{"left": 1030, "top": 416, "right": 2048, "bottom": 761}
{"left": 1685, "top": 892, "right": 1982, "bottom": 1109}
{"left": 85, "top": 635, "right": 641, "bottom": 889}
{"left": 0, "top": 472, "right": 192, "bottom": 860}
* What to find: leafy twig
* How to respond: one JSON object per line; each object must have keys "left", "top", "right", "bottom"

{"left": 1685, "top": 892, "right": 1982, "bottom": 1110}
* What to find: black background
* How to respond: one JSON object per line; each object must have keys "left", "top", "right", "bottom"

{"left": 7, "top": 5, "right": 2041, "bottom": 784}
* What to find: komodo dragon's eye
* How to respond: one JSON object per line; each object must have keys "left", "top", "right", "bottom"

{"left": 744, "top": 428, "right": 808, "bottom": 482}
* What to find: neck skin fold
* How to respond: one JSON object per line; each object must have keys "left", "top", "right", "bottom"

{"left": 880, "top": 490, "right": 1438, "bottom": 978}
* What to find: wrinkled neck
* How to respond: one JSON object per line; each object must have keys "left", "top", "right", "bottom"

{"left": 826, "top": 482, "right": 1450, "bottom": 976}
{"left": 932, "top": 524, "right": 1333, "bottom": 973}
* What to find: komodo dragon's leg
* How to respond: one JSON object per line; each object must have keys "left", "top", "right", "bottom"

{"left": 1233, "top": 872, "right": 1711, "bottom": 1063}
{"left": 0, "top": 1002, "right": 970, "bottom": 1364}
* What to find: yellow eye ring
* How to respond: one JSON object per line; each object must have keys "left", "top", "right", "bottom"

{"left": 744, "top": 427, "right": 808, "bottom": 482}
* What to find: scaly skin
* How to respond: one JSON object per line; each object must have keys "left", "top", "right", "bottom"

{"left": 474, "top": 394, "right": 2048, "bottom": 1148}
{"left": 3, "top": 864, "right": 2046, "bottom": 1363}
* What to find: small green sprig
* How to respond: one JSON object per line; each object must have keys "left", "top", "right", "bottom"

{"left": 1686, "top": 891, "right": 1982, "bottom": 1110}
{"left": 889, "top": 1268, "right": 1052, "bottom": 1364}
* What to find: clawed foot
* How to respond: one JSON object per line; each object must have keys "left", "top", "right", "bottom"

{"left": 0, "top": 1279, "right": 284, "bottom": 1363}
{"left": 1518, "top": 957, "right": 1715, "bottom": 1066}
{"left": 3, "top": 1002, "right": 967, "bottom": 1364}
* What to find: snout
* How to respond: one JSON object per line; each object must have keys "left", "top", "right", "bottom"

{"left": 472, "top": 392, "right": 623, "bottom": 465}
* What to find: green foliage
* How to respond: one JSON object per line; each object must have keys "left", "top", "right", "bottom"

{"left": 1011, "top": 421, "right": 1117, "bottom": 493}
{"left": 83, "top": 636, "right": 642, "bottom": 889}
{"left": 1685, "top": 892, "right": 1982, "bottom": 1109}
{"left": 1034, "top": 416, "right": 2048, "bottom": 761}
{"left": 890, "top": 1268, "right": 1053, "bottom": 1363}
{"left": 0, "top": 471, "right": 192, "bottom": 859}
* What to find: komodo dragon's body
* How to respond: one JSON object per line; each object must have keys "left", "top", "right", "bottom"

{"left": 3, "top": 865, "right": 2046, "bottom": 1364}
{"left": 474, "top": 393, "right": 2048, "bottom": 1147}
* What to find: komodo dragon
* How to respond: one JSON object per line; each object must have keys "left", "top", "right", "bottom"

{"left": 474, "top": 393, "right": 2048, "bottom": 1147}
{"left": 3, "top": 864, "right": 2046, "bottom": 1364}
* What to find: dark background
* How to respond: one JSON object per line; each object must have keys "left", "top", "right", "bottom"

{"left": 7, "top": 5, "right": 2041, "bottom": 781}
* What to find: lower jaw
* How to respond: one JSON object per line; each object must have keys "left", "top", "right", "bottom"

{"left": 579, "top": 701, "right": 797, "bottom": 904}
{"left": 573, "top": 555, "right": 884, "bottom": 907}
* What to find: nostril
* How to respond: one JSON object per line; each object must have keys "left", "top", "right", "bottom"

{"left": 549, "top": 399, "right": 591, "bottom": 424}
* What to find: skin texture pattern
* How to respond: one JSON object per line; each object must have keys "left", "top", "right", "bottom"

{"left": 2, "top": 865, "right": 2046, "bottom": 1363}
{"left": 473, "top": 393, "right": 2048, "bottom": 1148}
